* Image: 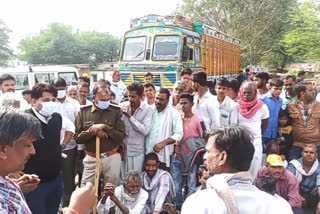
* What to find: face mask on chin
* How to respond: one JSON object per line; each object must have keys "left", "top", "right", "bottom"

{"left": 97, "top": 100, "right": 110, "bottom": 110}
{"left": 39, "top": 101, "right": 59, "bottom": 117}
{"left": 57, "top": 90, "right": 66, "bottom": 99}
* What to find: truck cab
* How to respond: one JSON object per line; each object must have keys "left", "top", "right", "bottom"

{"left": 119, "top": 15, "right": 203, "bottom": 88}
{"left": 119, "top": 15, "right": 241, "bottom": 88}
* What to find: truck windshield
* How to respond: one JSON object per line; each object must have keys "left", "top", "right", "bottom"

{"left": 122, "top": 37, "right": 146, "bottom": 61}
{"left": 152, "top": 35, "right": 180, "bottom": 61}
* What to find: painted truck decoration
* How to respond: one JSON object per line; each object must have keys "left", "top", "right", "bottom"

{"left": 119, "top": 14, "right": 241, "bottom": 88}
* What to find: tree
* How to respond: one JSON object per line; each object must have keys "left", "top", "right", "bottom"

{"left": 177, "top": 0, "right": 297, "bottom": 66}
{"left": 0, "top": 20, "right": 14, "bottom": 66}
{"left": 18, "top": 23, "right": 120, "bottom": 65}
{"left": 283, "top": 1, "right": 320, "bottom": 61}
{"left": 19, "top": 23, "right": 84, "bottom": 64}
{"left": 77, "top": 32, "right": 119, "bottom": 66}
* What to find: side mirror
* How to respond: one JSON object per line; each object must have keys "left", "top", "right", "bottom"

{"left": 182, "top": 46, "right": 190, "bottom": 62}
{"left": 116, "top": 49, "right": 120, "bottom": 57}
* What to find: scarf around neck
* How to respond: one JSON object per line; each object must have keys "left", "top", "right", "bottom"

{"left": 290, "top": 159, "right": 319, "bottom": 182}
{"left": 206, "top": 171, "right": 253, "bottom": 214}
{"left": 238, "top": 89, "right": 264, "bottom": 119}
{"left": 142, "top": 169, "right": 176, "bottom": 197}
{"left": 120, "top": 185, "right": 139, "bottom": 204}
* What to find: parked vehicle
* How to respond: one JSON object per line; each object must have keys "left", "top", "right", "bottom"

{"left": 0, "top": 65, "right": 79, "bottom": 92}
{"left": 119, "top": 14, "right": 241, "bottom": 88}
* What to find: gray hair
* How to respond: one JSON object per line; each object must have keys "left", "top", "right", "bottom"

{"left": 0, "top": 107, "right": 42, "bottom": 147}
{"left": 303, "top": 144, "right": 317, "bottom": 152}
{"left": 174, "top": 81, "right": 187, "bottom": 90}
{"left": 241, "top": 81, "right": 257, "bottom": 90}
{"left": 124, "top": 170, "right": 141, "bottom": 186}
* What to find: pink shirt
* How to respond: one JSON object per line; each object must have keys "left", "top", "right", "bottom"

{"left": 175, "top": 114, "right": 203, "bottom": 159}
{"left": 257, "top": 166, "right": 303, "bottom": 209}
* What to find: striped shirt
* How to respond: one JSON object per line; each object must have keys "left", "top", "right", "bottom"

{"left": 0, "top": 176, "right": 31, "bottom": 214}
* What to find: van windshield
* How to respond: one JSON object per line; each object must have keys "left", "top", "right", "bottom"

{"left": 58, "top": 72, "right": 78, "bottom": 85}
{"left": 11, "top": 74, "right": 29, "bottom": 90}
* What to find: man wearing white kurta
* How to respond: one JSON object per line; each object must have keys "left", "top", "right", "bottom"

{"left": 110, "top": 70, "right": 127, "bottom": 104}
{"left": 230, "top": 82, "right": 269, "bottom": 179}
{"left": 145, "top": 88, "right": 183, "bottom": 167}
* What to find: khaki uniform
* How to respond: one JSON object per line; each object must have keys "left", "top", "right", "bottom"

{"left": 74, "top": 103, "right": 126, "bottom": 186}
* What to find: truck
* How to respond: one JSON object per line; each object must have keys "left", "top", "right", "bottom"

{"left": 118, "top": 14, "right": 241, "bottom": 88}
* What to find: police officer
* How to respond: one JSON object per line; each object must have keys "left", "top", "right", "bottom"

{"left": 75, "top": 81, "right": 126, "bottom": 187}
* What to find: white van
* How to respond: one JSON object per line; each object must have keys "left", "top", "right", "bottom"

{"left": 0, "top": 65, "right": 79, "bottom": 92}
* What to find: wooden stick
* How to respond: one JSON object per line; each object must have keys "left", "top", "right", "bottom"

{"left": 93, "top": 137, "right": 101, "bottom": 214}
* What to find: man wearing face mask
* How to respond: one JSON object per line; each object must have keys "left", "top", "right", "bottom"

{"left": 75, "top": 81, "right": 126, "bottom": 187}
{"left": 23, "top": 83, "right": 75, "bottom": 214}
{"left": 53, "top": 77, "right": 80, "bottom": 207}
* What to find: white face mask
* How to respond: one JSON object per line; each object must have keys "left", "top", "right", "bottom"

{"left": 39, "top": 101, "right": 59, "bottom": 117}
{"left": 57, "top": 90, "right": 66, "bottom": 99}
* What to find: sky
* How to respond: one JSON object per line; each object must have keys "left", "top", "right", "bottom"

{"left": 0, "top": 0, "right": 182, "bottom": 50}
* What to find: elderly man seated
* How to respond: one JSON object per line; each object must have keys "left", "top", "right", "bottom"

{"left": 97, "top": 170, "right": 148, "bottom": 214}
{"left": 287, "top": 144, "right": 320, "bottom": 213}
{"left": 257, "top": 154, "right": 304, "bottom": 214}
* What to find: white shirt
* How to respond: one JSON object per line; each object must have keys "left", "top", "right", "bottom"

{"left": 120, "top": 101, "right": 154, "bottom": 156}
{"left": 194, "top": 90, "right": 220, "bottom": 132}
{"left": 182, "top": 179, "right": 292, "bottom": 214}
{"left": 213, "top": 95, "right": 237, "bottom": 128}
{"left": 230, "top": 104, "right": 269, "bottom": 141}
{"left": 110, "top": 80, "right": 127, "bottom": 103}
{"left": 0, "top": 92, "right": 29, "bottom": 110}
{"left": 79, "top": 99, "right": 92, "bottom": 108}
{"left": 316, "top": 93, "right": 320, "bottom": 103}
{"left": 97, "top": 185, "right": 148, "bottom": 214}
{"left": 274, "top": 194, "right": 293, "bottom": 213}
{"left": 56, "top": 97, "right": 80, "bottom": 150}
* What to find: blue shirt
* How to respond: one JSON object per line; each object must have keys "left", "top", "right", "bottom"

{"left": 281, "top": 91, "right": 297, "bottom": 110}
{"left": 287, "top": 158, "right": 320, "bottom": 193}
{"left": 261, "top": 93, "right": 283, "bottom": 139}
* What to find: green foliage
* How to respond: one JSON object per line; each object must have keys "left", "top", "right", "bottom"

{"left": 177, "top": 0, "right": 297, "bottom": 66}
{"left": 0, "top": 20, "right": 14, "bottom": 66}
{"left": 287, "top": 68, "right": 303, "bottom": 76}
{"left": 18, "top": 23, "right": 120, "bottom": 65}
{"left": 283, "top": 1, "right": 320, "bottom": 61}
{"left": 77, "top": 32, "right": 119, "bottom": 66}
{"left": 261, "top": 53, "right": 286, "bottom": 69}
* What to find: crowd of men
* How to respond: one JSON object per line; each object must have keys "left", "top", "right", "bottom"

{"left": 1, "top": 68, "right": 320, "bottom": 214}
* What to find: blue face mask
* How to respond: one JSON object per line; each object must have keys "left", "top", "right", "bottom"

{"left": 97, "top": 100, "right": 110, "bottom": 110}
